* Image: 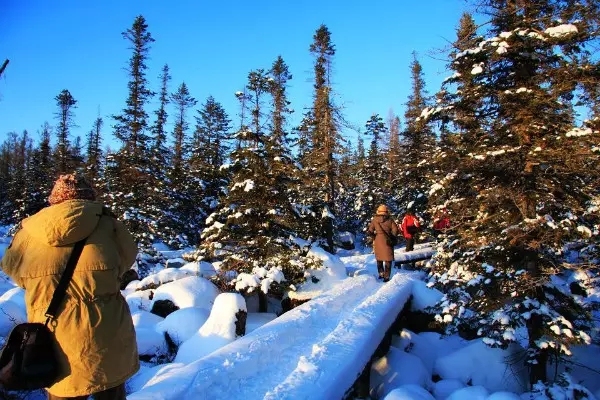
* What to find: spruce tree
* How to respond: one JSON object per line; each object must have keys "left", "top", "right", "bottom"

{"left": 144, "top": 63, "right": 172, "bottom": 247}
{"left": 171, "top": 82, "right": 196, "bottom": 174}
{"left": 395, "top": 53, "right": 435, "bottom": 215}
{"left": 54, "top": 89, "right": 77, "bottom": 174}
{"left": 386, "top": 112, "right": 401, "bottom": 181}
{"left": 201, "top": 69, "right": 272, "bottom": 266}
{"left": 302, "top": 24, "right": 345, "bottom": 253}
{"left": 336, "top": 139, "right": 362, "bottom": 236}
{"left": 423, "top": 0, "right": 600, "bottom": 386}
{"left": 200, "top": 64, "right": 312, "bottom": 294}
{"left": 355, "top": 114, "right": 390, "bottom": 229}
{"left": 0, "top": 140, "right": 11, "bottom": 223}
{"left": 109, "top": 15, "right": 156, "bottom": 248}
{"left": 184, "top": 96, "right": 232, "bottom": 245}
{"left": 167, "top": 81, "right": 196, "bottom": 246}
{"left": 85, "top": 117, "right": 103, "bottom": 184}
{"left": 151, "top": 64, "right": 171, "bottom": 166}
{"left": 7, "top": 131, "right": 32, "bottom": 223}
{"left": 26, "top": 123, "right": 54, "bottom": 215}
{"left": 113, "top": 15, "right": 154, "bottom": 157}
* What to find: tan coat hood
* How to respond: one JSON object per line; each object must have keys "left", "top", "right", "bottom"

{"left": 21, "top": 200, "right": 104, "bottom": 246}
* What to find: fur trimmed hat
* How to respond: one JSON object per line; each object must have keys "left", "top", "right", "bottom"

{"left": 48, "top": 173, "right": 96, "bottom": 205}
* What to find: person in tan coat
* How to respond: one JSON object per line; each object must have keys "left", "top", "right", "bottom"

{"left": 366, "top": 204, "right": 399, "bottom": 282}
{"left": 1, "top": 174, "right": 139, "bottom": 400}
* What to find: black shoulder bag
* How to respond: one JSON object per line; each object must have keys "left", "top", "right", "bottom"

{"left": 378, "top": 221, "right": 398, "bottom": 247}
{"left": 0, "top": 237, "right": 87, "bottom": 390}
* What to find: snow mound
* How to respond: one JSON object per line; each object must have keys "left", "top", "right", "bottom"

{"left": 411, "top": 279, "right": 443, "bottom": 311}
{"left": 131, "top": 310, "right": 167, "bottom": 356}
{"left": 136, "top": 267, "right": 194, "bottom": 288}
{"left": 180, "top": 261, "right": 217, "bottom": 278}
{"left": 289, "top": 246, "right": 348, "bottom": 300}
{"left": 447, "top": 385, "right": 489, "bottom": 400}
{"left": 433, "top": 379, "right": 466, "bottom": 400}
{"left": 384, "top": 384, "right": 436, "bottom": 400}
{"left": 392, "top": 330, "right": 468, "bottom": 375}
{"left": 246, "top": 312, "right": 277, "bottom": 333}
{"left": 151, "top": 275, "right": 220, "bottom": 310}
{"left": 487, "top": 391, "right": 521, "bottom": 400}
{"left": 174, "top": 292, "right": 246, "bottom": 363}
{"left": 434, "top": 340, "right": 528, "bottom": 393}
{"left": 371, "top": 347, "right": 432, "bottom": 398}
{"left": 156, "top": 307, "right": 211, "bottom": 345}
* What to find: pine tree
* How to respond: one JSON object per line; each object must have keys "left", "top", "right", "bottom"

{"left": 302, "top": 24, "right": 345, "bottom": 253}
{"left": 26, "top": 123, "right": 54, "bottom": 215}
{"left": 109, "top": 15, "right": 156, "bottom": 248}
{"left": 189, "top": 96, "right": 231, "bottom": 242}
{"left": 428, "top": 12, "right": 485, "bottom": 209}
{"left": 70, "top": 135, "right": 84, "bottom": 170}
{"left": 54, "top": 89, "right": 77, "bottom": 174}
{"left": 167, "top": 81, "right": 196, "bottom": 246}
{"left": 85, "top": 117, "right": 103, "bottom": 184}
{"left": 171, "top": 82, "right": 196, "bottom": 173}
{"left": 395, "top": 53, "right": 435, "bottom": 215}
{"left": 268, "top": 56, "right": 292, "bottom": 149}
{"left": 293, "top": 111, "right": 315, "bottom": 170}
{"left": 423, "top": 0, "right": 600, "bottom": 386}
{"left": 113, "top": 15, "right": 154, "bottom": 157}
{"left": 191, "top": 96, "right": 231, "bottom": 176}
{"left": 151, "top": 64, "right": 171, "bottom": 166}
{"left": 355, "top": 114, "right": 390, "bottom": 230}
{"left": 201, "top": 69, "right": 271, "bottom": 265}
{"left": 336, "top": 139, "right": 362, "bottom": 236}
{"left": 386, "top": 112, "right": 401, "bottom": 181}
{"left": 0, "top": 140, "right": 11, "bottom": 223}
{"left": 6, "top": 131, "right": 32, "bottom": 223}
{"left": 143, "top": 63, "right": 172, "bottom": 248}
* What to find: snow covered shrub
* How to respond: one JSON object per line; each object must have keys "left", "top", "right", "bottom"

{"left": 136, "top": 247, "right": 168, "bottom": 279}
{"left": 527, "top": 373, "right": 595, "bottom": 399}
{"left": 427, "top": 238, "right": 596, "bottom": 342}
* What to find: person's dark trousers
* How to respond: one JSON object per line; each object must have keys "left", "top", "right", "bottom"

{"left": 376, "top": 260, "right": 384, "bottom": 279}
{"left": 47, "top": 383, "right": 126, "bottom": 400}
{"left": 405, "top": 237, "right": 415, "bottom": 252}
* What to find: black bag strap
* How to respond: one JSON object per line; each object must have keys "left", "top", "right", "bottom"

{"left": 377, "top": 221, "right": 395, "bottom": 241}
{"left": 44, "top": 237, "right": 88, "bottom": 325}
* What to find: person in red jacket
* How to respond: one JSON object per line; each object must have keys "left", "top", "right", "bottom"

{"left": 400, "top": 208, "right": 421, "bottom": 252}
{"left": 433, "top": 208, "right": 451, "bottom": 232}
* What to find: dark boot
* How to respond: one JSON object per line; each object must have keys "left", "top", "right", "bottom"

{"left": 376, "top": 261, "right": 384, "bottom": 280}
{"left": 382, "top": 262, "right": 391, "bottom": 282}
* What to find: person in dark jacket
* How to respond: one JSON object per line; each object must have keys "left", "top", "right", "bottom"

{"left": 366, "top": 204, "right": 399, "bottom": 282}
{"left": 1, "top": 173, "right": 139, "bottom": 400}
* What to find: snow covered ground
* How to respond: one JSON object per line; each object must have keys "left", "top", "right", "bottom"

{"left": 1, "top": 230, "right": 599, "bottom": 399}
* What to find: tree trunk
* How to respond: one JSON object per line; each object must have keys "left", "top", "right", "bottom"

{"left": 526, "top": 260, "right": 548, "bottom": 387}
{"left": 258, "top": 290, "right": 268, "bottom": 313}
{"left": 521, "top": 161, "right": 539, "bottom": 219}
{"left": 526, "top": 310, "right": 548, "bottom": 386}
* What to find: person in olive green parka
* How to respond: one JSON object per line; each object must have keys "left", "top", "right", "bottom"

{"left": 1, "top": 174, "right": 139, "bottom": 400}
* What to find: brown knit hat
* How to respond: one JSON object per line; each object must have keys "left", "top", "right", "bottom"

{"left": 48, "top": 173, "right": 96, "bottom": 205}
{"left": 376, "top": 204, "right": 389, "bottom": 215}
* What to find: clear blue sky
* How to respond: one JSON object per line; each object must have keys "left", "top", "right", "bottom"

{"left": 0, "top": 0, "right": 472, "bottom": 147}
